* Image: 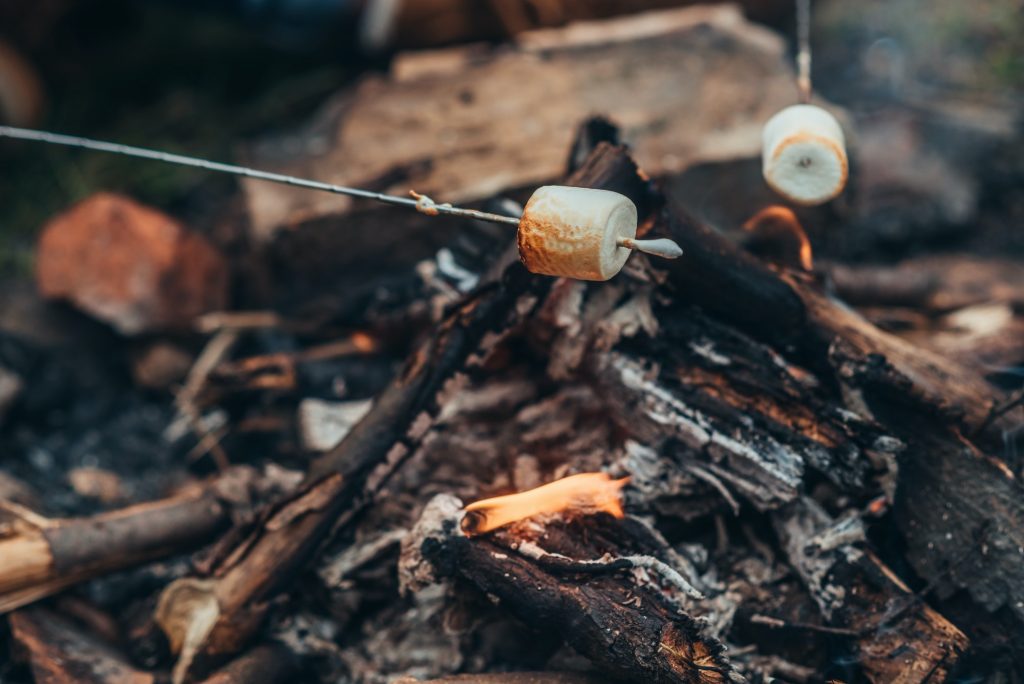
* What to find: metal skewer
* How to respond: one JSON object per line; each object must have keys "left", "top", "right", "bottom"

{"left": 0, "top": 125, "right": 680, "bottom": 260}
{"left": 795, "top": 0, "right": 813, "bottom": 103}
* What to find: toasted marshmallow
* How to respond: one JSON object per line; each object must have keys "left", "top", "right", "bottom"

{"left": 762, "top": 104, "right": 848, "bottom": 206}
{"left": 517, "top": 185, "right": 638, "bottom": 281}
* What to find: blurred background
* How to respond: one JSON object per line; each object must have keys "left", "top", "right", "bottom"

{"left": 1, "top": 0, "right": 1021, "bottom": 269}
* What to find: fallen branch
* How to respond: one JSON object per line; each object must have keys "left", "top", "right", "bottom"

{"left": 0, "top": 483, "right": 230, "bottom": 614}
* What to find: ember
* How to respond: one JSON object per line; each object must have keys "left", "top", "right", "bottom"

{"left": 462, "top": 472, "right": 629, "bottom": 535}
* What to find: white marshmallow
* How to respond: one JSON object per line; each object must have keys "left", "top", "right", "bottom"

{"left": 762, "top": 104, "right": 848, "bottom": 206}
{"left": 517, "top": 186, "right": 637, "bottom": 281}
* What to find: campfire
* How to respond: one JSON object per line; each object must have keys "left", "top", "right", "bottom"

{"left": 1, "top": 3, "right": 1023, "bottom": 684}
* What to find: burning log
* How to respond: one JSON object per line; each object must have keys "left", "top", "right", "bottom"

{"left": 153, "top": 137, "right": 656, "bottom": 682}
{"left": 0, "top": 482, "right": 230, "bottom": 614}
{"left": 401, "top": 494, "right": 735, "bottom": 684}
{"left": 662, "top": 205, "right": 1013, "bottom": 438}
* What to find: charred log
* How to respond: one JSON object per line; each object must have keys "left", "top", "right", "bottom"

{"left": 401, "top": 495, "right": 735, "bottom": 684}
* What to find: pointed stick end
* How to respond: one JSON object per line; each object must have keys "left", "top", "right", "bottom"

{"left": 618, "top": 237, "right": 683, "bottom": 260}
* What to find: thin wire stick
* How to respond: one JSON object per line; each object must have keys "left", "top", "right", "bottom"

{"left": 796, "top": 0, "right": 812, "bottom": 103}
{"left": 0, "top": 125, "right": 522, "bottom": 227}
{"left": 0, "top": 125, "right": 683, "bottom": 260}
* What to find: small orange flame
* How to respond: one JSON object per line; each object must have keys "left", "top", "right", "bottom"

{"left": 742, "top": 205, "right": 813, "bottom": 271}
{"left": 462, "top": 472, "right": 630, "bottom": 535}
{"left": 351, "top": 331, "right": 377, "bottom": 353}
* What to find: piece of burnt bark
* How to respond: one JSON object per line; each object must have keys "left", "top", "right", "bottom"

{"left": 589, "top": 309, "right": 896, "bottom": 509}
{"left": 893, "top": 425, "right": 1024, "bottom": 639}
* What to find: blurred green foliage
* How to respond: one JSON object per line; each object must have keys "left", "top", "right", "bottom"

{"left": 819, "top": 0, "right": 1024, "bottom": 96}
{"left": 0, "top": 1, "right": 352, "bottom": 275}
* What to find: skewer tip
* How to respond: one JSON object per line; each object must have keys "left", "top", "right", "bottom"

{"left": 617, "top": 237, "right": 683, "bottom": 260}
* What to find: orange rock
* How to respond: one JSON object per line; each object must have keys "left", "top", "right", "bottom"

{"left": 36, "top": 193, "right": 228, "bottom": 334}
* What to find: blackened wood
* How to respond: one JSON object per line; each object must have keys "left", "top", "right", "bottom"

{"left": 774, "top": 498, "right": 968, "bottom": 683}
{"left": 414, "top": 511, "right": 733, "bottom": 684}
{"left": 893, "top": 426, "right": 1024, "bottom": 636}
{"left": 591, "top": 309, "right": 893, "bottom": 508}
{"left": 659, "top": 206, "right": 1012, "bottom": 440}
{"left": 661, "top": 207, "right": 807, "bottom": 344}
{"left": 445, "top": 538, "right": 728, "bottom": 684}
